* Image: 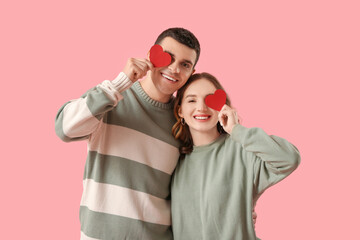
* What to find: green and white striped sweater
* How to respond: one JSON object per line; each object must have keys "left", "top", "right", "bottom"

{"left": 55, "top": 72, "right": 179, "bottom": 240}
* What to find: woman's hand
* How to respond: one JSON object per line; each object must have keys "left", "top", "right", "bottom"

{"left": 218, "top": 104, "right": 242, "bottom": 134}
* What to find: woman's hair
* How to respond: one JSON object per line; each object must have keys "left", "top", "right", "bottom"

{"left": 172, "top": 72, "right": 231, "bottom": 159}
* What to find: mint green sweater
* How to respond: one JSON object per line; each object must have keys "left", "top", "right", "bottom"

{"left": 171, "top": 124, "right": 300, "bottom": 240}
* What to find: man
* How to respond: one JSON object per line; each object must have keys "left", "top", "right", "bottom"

{"left": 55, "top": 28, "right": 200, "bottom": 240}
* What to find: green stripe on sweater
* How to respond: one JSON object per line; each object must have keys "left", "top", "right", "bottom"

{"left": 84, "top": 151, "right": 172, "bottom": 199}
{"left": 80, "top": 206, "right": 173, "bottom": 240}
{"left": 87, "top": 82, "right": 179, "bottom": 147}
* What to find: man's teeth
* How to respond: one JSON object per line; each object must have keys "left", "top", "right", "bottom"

{"left": 162, "top": 74, "right": 177, "bottom": 82}
{"left": 194, "top": 116, "right": 210, "bottom": 120}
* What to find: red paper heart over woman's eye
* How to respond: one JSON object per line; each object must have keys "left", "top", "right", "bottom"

{"left": 149, "top": 44, "right": 172, "bottom": 68}
{"left": 205, "top": 89, "right": 226, "bottom": 111}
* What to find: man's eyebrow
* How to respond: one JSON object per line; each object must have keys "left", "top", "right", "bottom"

{"left": 183, "top": 59, "right": 194, "bottom": 66}
{"left": 165, "top": 51, "right": 174, "bottom": 57}
{"left": 164, "top": 51, "right": 194, "bottom": 66}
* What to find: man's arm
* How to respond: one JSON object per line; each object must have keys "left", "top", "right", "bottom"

{"left": 55, "top": 58, "right": 153, "bottom": 142}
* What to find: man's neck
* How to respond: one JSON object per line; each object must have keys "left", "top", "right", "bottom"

{"left": 140, "top": 75, "right": 172, "bottom": 103}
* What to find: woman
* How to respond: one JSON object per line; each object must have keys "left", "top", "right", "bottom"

{"left": 171, "top": 72, "right": 300, "bottom": 240}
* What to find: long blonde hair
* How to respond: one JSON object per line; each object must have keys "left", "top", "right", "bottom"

{"left": 172, "top": 72, "right": 231, "bottom": 159}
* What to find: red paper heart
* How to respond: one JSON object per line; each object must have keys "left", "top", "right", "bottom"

{"left": 149, "top": 44, "right": 171, "bottom": 68}
{"left": 205, "top": 89, "right": 226, "bottom": 111}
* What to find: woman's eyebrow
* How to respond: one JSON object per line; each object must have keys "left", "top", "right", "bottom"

{"left": 185, "top": 94, "right": 197, "bottom": 98}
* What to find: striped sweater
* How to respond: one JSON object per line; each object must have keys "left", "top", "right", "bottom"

{"left": 55, "top": 72, "right": 179, "bottom": 240}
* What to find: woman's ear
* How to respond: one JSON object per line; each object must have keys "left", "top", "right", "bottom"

{"left": 178, "top": 107, "right": 183, "bottom": 118}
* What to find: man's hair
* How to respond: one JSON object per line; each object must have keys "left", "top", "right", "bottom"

{"left": 155, "top": 27, "right": 201, "bottom": 67}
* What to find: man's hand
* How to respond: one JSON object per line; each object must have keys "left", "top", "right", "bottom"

{"left": 122, "top": 58, "right": 154, "bottom": 82}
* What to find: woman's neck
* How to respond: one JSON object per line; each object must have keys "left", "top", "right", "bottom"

{"left": 191, "top": 128, "right": 221, "bottom": 147}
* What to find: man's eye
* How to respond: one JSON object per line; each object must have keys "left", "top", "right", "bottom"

{"left": 182, "top": 63, "right": 190, "bottom": 68}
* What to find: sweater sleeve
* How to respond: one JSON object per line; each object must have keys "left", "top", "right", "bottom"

{"left": 55, "top": 72, "right": 133, "bottom": 142}
{"left": 230, "top": 124, "right": 301, "bottom": 198}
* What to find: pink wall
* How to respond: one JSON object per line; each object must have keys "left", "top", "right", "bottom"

{"left": 1, "top": 0, "right": 359, "bottom": 239}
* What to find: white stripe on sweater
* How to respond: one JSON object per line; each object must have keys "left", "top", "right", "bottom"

{"left": 88, "top": 124, "right": 179, "bottom": 175}
{"left": 80, "top": 231, "right": 100, "bottom": 240}
{"left": 97, "top": 72, "right": 132, "bottom": 104}
{"left": 62, "top": 72, "right": 131, "bottom": 139}
{"left": 62, "top": 98, "right": 100, "bottom": 138}
{"left": 80, "top": 179, "right": 171, "bottom": 226}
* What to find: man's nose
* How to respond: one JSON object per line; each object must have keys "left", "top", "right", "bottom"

{"left": 168, "top": 61, "right": 180, "bottom": 74}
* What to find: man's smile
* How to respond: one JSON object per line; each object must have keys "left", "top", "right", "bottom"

{"left": 161, "top": 73, "right": 178, "bottom": 82}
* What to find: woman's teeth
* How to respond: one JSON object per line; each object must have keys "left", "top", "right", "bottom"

{"left": 194, "top": 116, "right": 210, "bottom": 120}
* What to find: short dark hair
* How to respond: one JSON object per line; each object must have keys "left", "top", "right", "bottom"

{"left": 155, "top": 27, "right": 201, "bottom": 67}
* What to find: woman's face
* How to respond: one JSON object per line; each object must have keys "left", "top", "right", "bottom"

{"left": 179, "top": 78, "right": 220, "bottom": 136}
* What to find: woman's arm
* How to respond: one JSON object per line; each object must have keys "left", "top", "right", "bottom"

{"left": 219, "top": 105, "right": 300, "bottom": 196}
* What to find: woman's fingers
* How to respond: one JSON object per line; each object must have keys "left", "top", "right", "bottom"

{"left": 218, "top": 105, "right": 242, "bottom": 134}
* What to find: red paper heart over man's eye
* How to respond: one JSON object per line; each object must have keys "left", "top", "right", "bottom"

{"left": 205, "top": 89, "right": 226, "bottom": 111}
{"left": 149, "top": 44, "right": 172, "bottom": 68}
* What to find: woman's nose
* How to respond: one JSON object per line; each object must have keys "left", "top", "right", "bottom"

{"left": 196, "top": 100, "right": 207, "bottom": 111}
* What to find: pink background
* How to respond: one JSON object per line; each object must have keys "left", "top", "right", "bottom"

{"left": 1, "top": 0, "right": 359, "bottom": 239}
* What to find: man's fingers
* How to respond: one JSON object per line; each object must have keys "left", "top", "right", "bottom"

{"left": 144, "top": 59, "right": 154, "bottom": 72}
{"left": 132, "top": 58, "right": 154, "bottom": 73}
{"left": 123, "top": 58, "right": 152, "bottom": 82}
{"left": 132, "top": 59, "right": 151, "bottom": 72}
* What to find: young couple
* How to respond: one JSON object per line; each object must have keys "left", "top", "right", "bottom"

{"left": 55, "top": 28, "right": 300, "bottom": 240}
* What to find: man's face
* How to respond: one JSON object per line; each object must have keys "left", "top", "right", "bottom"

{"left": 150, "top": 37, "right": 197, "bottom": 98}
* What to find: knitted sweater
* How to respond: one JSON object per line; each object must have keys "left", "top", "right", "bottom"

{"left": 55, "top": 72, "right": 179, "bottom": 240}
{"left": 171, "top": 124, "right": 300, "bottom": 240}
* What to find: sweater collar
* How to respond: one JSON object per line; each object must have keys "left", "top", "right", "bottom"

{"left": 133, "top": 81, "right": 174, "bottom": 110}
{"left": 192, "top": 134, "right": 228, "bottom": 153}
